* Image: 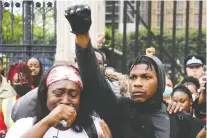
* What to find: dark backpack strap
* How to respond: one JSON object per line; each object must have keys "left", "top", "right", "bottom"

{"left": 82, "top": 116, "right": 98, "bottom": 138}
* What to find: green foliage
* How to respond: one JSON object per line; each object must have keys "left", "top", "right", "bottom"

{"left": 105, "top": 27, "right": 206, "bottom": 66}
{"left": 2, "top": 8, "right": 55, "bottom": 44}
{"left": 2, "top": 10, "right": 23, "bottom": 43}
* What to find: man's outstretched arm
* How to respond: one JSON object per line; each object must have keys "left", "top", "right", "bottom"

{"left": 65, "top": 4, "right": 122, "bottom": 116}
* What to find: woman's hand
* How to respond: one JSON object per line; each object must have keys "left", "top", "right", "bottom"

{"left": 44, "top": 104, "right": 77, "bottom": 128}
{"left": 98, "top": 120, "right": 112, "bottom": 138}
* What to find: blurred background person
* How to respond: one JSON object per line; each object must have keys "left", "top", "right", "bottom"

{"left": 26, "top": 57, "right": 43, "bottom": 88}
{"left": 184, "top": 55, "right": 205, "bottom": 81}
{"left": 181, "top": 76, "right": 200, "bottom": 101}
{"left": 0, "top": 60, "right": 16, "bottom": 137}
{"left": 163, "top": 75, "right": 173, "bottom": 100}
{"left": 171, "top": 85, "right": 193, "bottom": 116}
{"left": 1, "top": 62, "right": 33, "bottom": 131}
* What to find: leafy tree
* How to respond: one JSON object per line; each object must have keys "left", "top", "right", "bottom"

{"left": 105, "top": 27, "right": 206, "bottom": 83}
{"left": 2, "top": 7, "right": 55, "bottom": 44}
{"left": 2, "top": 9, "right": 22, "bottom": 43}
{"left": 105, "top": 27, "right": 206, "bottom": 65}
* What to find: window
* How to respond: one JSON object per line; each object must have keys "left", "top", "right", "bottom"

{"left": 194, "top": 1, "right": 200, "bottom": 9}
{"left": 194, "top": 14, "right": 199, "bottom": 27}
{"left": 126, "top": 1, "right": 135, "bottom": 23}
{"left": 177, "top": 1, "right": 183, "bottom": 9}
{"left": 157, "top": 1, "right": 161, "bottom": 8}
{"left": 176, "top": 14, "right": 183, "bottom": 27}
{"left": 157, "top": 14, "right": 160, "bottom": 27}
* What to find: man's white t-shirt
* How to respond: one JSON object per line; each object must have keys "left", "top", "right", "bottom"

{"left": 5, "top": 117, "right": 103, "bottom": 138}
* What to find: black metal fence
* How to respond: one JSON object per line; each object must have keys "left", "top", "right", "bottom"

{"left": 106, "top": 1, "right": 206, "bottom": 83}
{"left": 0, "top": 44, "right": 56, "bottom": 71}
{"left": 0, "top": 0, "right": 56, "bottom": 71}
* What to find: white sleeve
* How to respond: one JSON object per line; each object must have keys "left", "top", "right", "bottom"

{"left": 92, "top": 116, "right": 103, "bottom": 135}
{"left": 5, "top": 117, "right": 34, "bottom": 138}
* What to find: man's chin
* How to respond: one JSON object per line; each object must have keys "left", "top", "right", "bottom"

{"left": 131, "top": 97, "right": 146, "bottom": 103}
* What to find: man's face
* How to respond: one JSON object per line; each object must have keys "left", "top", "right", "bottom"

{"left": 129, "top": 64, "right": 158, "bottom": 103}
{"left": 172, "top": 91, "right": 192, "bottom": 113}
{"left": 47, "top": 80, "right": 81, "bottom": 112}
{"left": 186, "top": 65, "right": 203, "bottom": 79}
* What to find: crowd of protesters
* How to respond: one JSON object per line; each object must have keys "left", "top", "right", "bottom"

{"left": 0, "top": 4, "right": 205, "bottom": 138}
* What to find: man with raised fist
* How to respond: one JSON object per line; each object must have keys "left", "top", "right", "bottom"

{"left": 66, "top": 4, "right": 205, "bottom": 138}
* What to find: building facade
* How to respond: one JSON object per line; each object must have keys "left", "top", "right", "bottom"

{"left": 105, "top": 1, "right": 206, "bottom": 32}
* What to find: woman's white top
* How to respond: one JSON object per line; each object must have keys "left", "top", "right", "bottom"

{"left": 5, "top": 117, "right": 103, "bottom": 138}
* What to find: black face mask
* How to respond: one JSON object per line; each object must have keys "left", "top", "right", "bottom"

{"left": 13, "top": 83, "right": 31, "bottom": 96}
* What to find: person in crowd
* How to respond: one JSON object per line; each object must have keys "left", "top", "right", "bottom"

{"left": 96, "top": 32, "right": 105, "bottom": 49}
{"left": 194, "top": 77, "right": 206, "bottom": 120}
{"left": 180, "top": 76, "right": 206, "bottom": 119}
{"left": 181, "top": 76, "right": 200, "bottom": 101}
{"left": 184, "top": 55, "right": 205, "bottom": 81}
{"left": 12, "top": 61, "right": 72, "bottom": 122}
{"left": 75, "top": 48, "right": 121, "bottom": 96}
{"left": 171, "top": 85, "right": 193, "bottom": 115}
{"left": 1, "top": 62, "right": 33, "bottom": 131}
{"left": 105, "top": 67, "right": 129, "bottom": 97}
{"left": 184, "top": 55, "right": 206, "bottom": 120}
{"left": 5, "top": 64, "right": 107, "bottom": 138}
{"left": 66, "top": 4, "right": 204, "bottom": 138}
{"left": 26, "top": 57, "right": 43, "bottom": 88}
{"left": 163, "top": 75, "right": 173, "bottom": 100}
{"left": 0, "top": 64, "right": 16, "bottom": 137}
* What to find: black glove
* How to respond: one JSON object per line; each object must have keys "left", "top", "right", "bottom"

{"left": 65, "top": 4, "right": 91, "bottom": 34}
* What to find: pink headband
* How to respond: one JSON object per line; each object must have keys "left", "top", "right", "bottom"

{"left": 46, "top": 66, "right": 83, "bottom": 89}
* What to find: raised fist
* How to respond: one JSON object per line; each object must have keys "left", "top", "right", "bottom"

{"left": 146, "top": 47, "right": 155, "bottom": 56}
{"left": 65, "top": 4, "right": 91, "bottom": 34}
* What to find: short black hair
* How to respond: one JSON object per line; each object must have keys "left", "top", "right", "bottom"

{"left": 171, "top": 84, "right": 193, "bottom": 101}
{"left": 128, "top": 55, "right": 163, "bottom": 110}
{"left": 128, "top": 55, "right": 158, "bottom": 74}
{"left": 181, "top": 76, "right": 200, "bottom": 89}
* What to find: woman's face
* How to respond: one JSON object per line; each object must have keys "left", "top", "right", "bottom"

{"left": 47, "top": 80, "right": 81, "bottom": 112}
{"left": 12, "top": 72, "right": 31, "bottom": 96}
{"left": 171, "top": 91, "right": 192, "bottom": 113}
{"left": 27, "top": 58, "right": 41, "bottom": 76}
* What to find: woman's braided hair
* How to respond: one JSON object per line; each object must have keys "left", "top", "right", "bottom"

{"left": 7, "top": 62, "right": 32, "bottom": 86}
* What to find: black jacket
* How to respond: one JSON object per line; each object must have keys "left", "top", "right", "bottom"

{"left": 76, "top": 41, "right": 205, "bottom": 138}
{"left": 76, "top": 41, "right": 156, "bottom": 138}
